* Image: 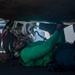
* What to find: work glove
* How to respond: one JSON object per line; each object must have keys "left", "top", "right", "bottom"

{"left": 56, "top": 22, "right": 64, "bottom": 32}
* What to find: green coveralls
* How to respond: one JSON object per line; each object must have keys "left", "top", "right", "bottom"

{"left": 20, "top": 31, "right": 65, "bottom": 67}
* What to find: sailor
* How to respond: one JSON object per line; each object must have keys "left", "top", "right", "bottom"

{"left": 18, "top": 22, "right": 64, "bottom": 67}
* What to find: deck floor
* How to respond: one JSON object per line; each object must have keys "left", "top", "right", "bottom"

{"left": 0, "top": 59, "right": 75, "bottom": 75}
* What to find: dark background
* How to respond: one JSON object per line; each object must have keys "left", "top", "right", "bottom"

{"left": 0, "top": 0, "right": 75, "bottom": 21}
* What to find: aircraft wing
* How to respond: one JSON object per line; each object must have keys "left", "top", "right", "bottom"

{"left": 0, "top": 0, "right": 75, "bottom": 22}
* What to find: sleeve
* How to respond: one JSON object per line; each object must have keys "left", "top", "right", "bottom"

{"left": 20, "top": 31, "right": 60, "bottom": 62}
